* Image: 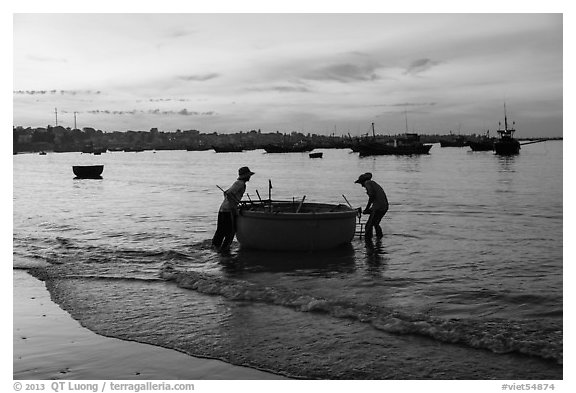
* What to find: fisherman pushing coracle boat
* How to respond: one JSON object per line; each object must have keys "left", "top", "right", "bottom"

{"left": 211, "top": 166, "right": 255, "bottom": 251}
{"left": 354, "top": 172, "right": 389, "bottom": 242}
{"left": 212, "top": 167, "right": 388, "bottom": 252}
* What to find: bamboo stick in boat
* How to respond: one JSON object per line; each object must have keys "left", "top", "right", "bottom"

{"left": 342, "top": 194, "right": 352, "bottom": 208}
{"left": 255, "top": 190, "right": 264, "bottom": 209}
{"left": 296, "top": 195, "right": 306, "bottom": 213}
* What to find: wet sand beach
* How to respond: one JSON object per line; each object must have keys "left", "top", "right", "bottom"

{"left": 13, "top": 269, "right": 285, "bottom": 380}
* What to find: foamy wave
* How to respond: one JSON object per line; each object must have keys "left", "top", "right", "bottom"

{"left": 160, "top": 265, "right": 562, "bottom": 364}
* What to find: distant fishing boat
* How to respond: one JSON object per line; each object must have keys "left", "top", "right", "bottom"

{"left": 309, "top": 152, "right": 323, "bottom": 158}
{"left": 358, "top": 134, "right": 433, "bottom": 156}
{"left": 186, "top": 144, "right": 211, "bottom": 151}
{"left": 264, "top": 141, "right": 313, "bottom": 153}
{"left": 469, "top": 131, "right": 496, "bottom": 151}
{"left": 123, "top": 147, "right": 144, "bottom": 152}
{"left": 72, "top": 165, "right": 104, "bottom": 179}
{"left": 494, "top": 104, "right": 520, "bottom": 155}
{"left": 236, "top": 201, "right": 357, "bottom": 251}
{"left": 439, "top": 133, "right": 468, "bottom": 147}
{"left": 356, "top": 122, "right": 433, "bottom": 157}
{"left": 212, "top": 144, "right": 244, "bottom": 153}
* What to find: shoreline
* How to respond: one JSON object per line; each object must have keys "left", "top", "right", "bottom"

{"left": 13, "top": 269, "right": 286, "bottom": 380}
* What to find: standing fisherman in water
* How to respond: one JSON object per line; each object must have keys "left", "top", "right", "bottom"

{"left": 355, "top": 172, "right": 389, "bottom": 240}
{"left": 212, "top": 166, "right": 255, "bottom": 250}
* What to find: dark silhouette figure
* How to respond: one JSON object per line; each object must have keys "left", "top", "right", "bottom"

{"left": 354, "top": 172, "right": 389, "bottom": 240}
{"left": 212, "top": 166, "right": 255, "bottom": 250}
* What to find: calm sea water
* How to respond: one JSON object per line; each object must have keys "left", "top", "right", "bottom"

{"left": 13, "top": 142, "right": 563, "bottom": 379}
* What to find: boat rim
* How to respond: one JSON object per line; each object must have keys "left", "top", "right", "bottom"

{"left": 238, "top": 201, "right": 358, "bottom": 219}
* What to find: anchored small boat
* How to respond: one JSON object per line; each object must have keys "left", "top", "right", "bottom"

{"left": 236, "top": 201, "right": 357, "bottom": 251}
{"left": 72, "top": 165, "right": 104, "bottom": 179}
{"left": 309, "top": 152, "right": 323, "bottom": 158}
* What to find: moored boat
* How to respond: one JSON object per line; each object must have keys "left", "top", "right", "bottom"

{"left": 356, "top": 122, "right": 432, "bottom": 157}
{"left": 72, "top": 165, "right": 104, "bottom": 179}
{"left": 264, "top": 141, "right": 313, "bottom": 153}
{"left": 236, "top": 201, "right": 357, "bottom": 251}
{"left": 358, "top": 133, "right": 432, "bottom": 157}
{"left": 212, "top": 144, "right": 244, "bottom": 153}
{"left": 493, "top": 104, "right": 520, "bottom": 155}
{"left": 439, "top": 134, "right": 468, "bottom": 147}
{"left": 309, "top": 152, "right": 323, "bottom": 158}
{"left": 469, "top": 131, "right": 496, "bottom": 151}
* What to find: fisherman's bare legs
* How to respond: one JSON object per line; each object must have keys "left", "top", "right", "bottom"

{"left": 212, "top": 212, "right": 234, "bottom": 249}
{"left": 365, "top": 209, "right": 386, "bottom": 240}
{"left": 220, "top": 212, "right": 237, "bottom": 251}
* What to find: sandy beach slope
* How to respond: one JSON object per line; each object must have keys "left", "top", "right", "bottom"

{"left": 13, "top": 269, "right": 286, "bottom": 380}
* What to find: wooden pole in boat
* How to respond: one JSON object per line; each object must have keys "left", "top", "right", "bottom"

{"left": 343, "top": 195, "right": 363, "bottom": 238}
{"left": 342, "top": 194, "right": 352, "bottom": 208}
{"left": 296, "top": 195, "right": 306, "bottom": 213}
{"left": 268, "top": 179, "right": 273, "bottom": 212}
{"left": 255, "top": 190, "right": 264, "bottom": 207}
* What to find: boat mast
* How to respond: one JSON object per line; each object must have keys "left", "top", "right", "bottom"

{"left": 54, "top": 107, "right": 58, "bottom": 126}
{"left": 371, "top": 122, "right": 375, "bottom": 138}
{"left": 504, "top": 102, "right": 508, "bottom": 131}
{"left": 74, "top": 111, "right": 78, "bottom": 130}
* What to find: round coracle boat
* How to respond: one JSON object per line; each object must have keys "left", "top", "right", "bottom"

{"left": 236, "top": 201, "right": 357, "bottom": 251}
{"left": 72, "top": 165, "right": 104, "bottom": 179}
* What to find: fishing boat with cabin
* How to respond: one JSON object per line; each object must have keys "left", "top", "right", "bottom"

{"left": 494, "top": 104, "right": 521, "bottom": 155}
{"left": 469, "top": 130, "right": 496, "bottom": 151}
{"left": 355, "top": 122, "right": 433, "bottom": 157}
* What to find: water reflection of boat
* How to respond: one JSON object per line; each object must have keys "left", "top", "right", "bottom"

{"left": 72, "top": 165, "right": 104, "bottom": 179}
{"left": 494, "top": 104, "right": 520, "bottom": 155}
{"left": 234, "top": 243, "right": 356, "bottom": 273}
{"left": 236, "top": 201, "right": 357, "bottom": 251}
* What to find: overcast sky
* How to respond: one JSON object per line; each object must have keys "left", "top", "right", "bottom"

{"left": 13, "top": 13, "right": 563, "bottom": 137}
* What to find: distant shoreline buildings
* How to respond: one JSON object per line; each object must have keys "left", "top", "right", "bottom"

{"left": 12, "top": 125, "right": 562, "bottom": 155}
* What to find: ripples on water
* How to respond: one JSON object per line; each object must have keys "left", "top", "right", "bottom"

{"left": 13, "top": 143, "right": 562, "bottom": 379}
